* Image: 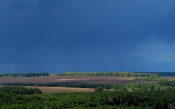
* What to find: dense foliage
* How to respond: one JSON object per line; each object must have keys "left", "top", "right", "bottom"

{"left": 0, "top": 72, "right": 49, "bottom": 77}
{"left": 1, "top": 90, "right": 175, "bottom": 109}
{"left": 58, "top": 72, "right": 159, "bottom": 77}
{"left": 0, "top": 86, "right": 42, "bottom": 95}
{"left": 159, "top": 80, "right": 175, "bottom": 87}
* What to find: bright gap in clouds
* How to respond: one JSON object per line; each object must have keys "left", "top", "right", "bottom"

{"left": 135, "top": 36, "right": 175, "bottom": 63}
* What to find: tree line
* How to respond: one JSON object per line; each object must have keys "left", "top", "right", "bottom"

{"left": 0, "top": 86, "right": 42, "bottom": 95}
{"left": 5, "top": 83, "right": 175, "bottom": 93}
{"left": 58, "top": 72, "right": 159, "bottom": 77}
{"left": 0, "top": 72, "right": 49, "bottom": 77}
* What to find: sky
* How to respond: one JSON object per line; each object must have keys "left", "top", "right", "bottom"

{"left": 0, "top": 0, "right": 175, "bottom": 73}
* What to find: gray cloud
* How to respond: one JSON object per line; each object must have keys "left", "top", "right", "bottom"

{"left": 1, "top": 0, "right": 175, "bottom": 72}
{"left": 134, "top": 36, "right": 175, "bottom": 63}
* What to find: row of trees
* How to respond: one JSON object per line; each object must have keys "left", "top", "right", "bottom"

{"left": 58, "top": 72, "right": 159, "bottom": 77}
{"left": 0, "top": 72, "right": 49, "bottom": 77}
{"left": 5, "top": 82, "right": 175, "bottom": 93}
{"left": 0, "top": 72, "right": 174, "bottom": 77}
{"left": 0, "top": 90, "right": 175, "bottom": 109}
{"left": 134, "top": 76, "right": 166, "bottom": 81}
{"left": 0, "top": 86, "right": 42, "bottom": 95}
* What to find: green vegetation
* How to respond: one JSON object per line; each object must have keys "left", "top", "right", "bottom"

{"left": 0, "top": 72, "right": 49, "bottom": 77}
{"left": 5, "top": 83, "right": 175, "bottom": 93}
{"left": 0, "top": 86, "right": 42, "bottom": 95}
{"left": 134, "top": 76, "right": 167, "bottom": 81}
{"left": 94, "top": 87, "right": 103, "bottom": 92}
{"left": 58, "top": 72, "right": 159, "bottom": 77}
{"left": 1, "top": 90, "right": 175, "bottom": 109}
{"left": 159, "top": 80, "right": 175, "bottom": 87}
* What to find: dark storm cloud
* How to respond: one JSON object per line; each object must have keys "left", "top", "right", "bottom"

{"left": 1, "top": 0, "right": 175, "bottom": 72}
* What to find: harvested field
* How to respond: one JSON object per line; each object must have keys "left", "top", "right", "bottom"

{"left": 0, "top": 76, "right": 156, "bottom": 84}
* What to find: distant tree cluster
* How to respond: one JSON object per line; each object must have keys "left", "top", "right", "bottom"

{"left": 0, "top": 72, "right": 49, "bottom": 77}
{"left": 0, "top": 86, "right": 42, "bottom": 95}
{"left": 58, "top": 72, "right": 159, "bottom": 77}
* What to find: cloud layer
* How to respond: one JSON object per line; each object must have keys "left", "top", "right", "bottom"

{"left": 0, "top": 0, "right": 175, "bottom": 72}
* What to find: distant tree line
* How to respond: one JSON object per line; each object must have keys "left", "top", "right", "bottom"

{"left": 134, "top": 76, "right": 167, "bottom": 81}
{"left": 5, "top": 83, "right": 175, "bottom": 93}
{"left": 5, "top": 82, "right": 119, "bottom": 89}
{"left": 58, "top": 72, "right": 159, "bottom": 77}
{"left": 0, "top": 86, "right": 42, "bottom": 95}
{"left": 0, "top": 72, "right": 49, "bottom": 77}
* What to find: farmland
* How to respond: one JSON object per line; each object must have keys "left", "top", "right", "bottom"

{"left": 0, "top": 76, "right": 156, "bottom": 85}
{"left": 0, "top": 75, "right": 157, "bottom": 93}
{"left": 1, "top": 72, "right": 175, "bottom": 108}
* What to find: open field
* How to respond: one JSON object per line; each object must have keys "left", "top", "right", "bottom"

{"left": 0, "top": 76, "right": 157, "bottom": 84}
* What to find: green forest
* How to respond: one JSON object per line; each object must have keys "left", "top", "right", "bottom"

{"left": 0, "top": 86, "right": 42, "bottom": 95}
{"left": 1, "top": 87, "right": 175, "bottom": 109}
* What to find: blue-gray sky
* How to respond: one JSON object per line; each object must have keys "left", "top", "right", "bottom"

{"left": 0, "top": 0, "right": 175, "bottom": 73}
